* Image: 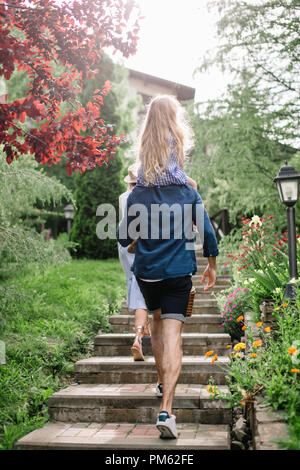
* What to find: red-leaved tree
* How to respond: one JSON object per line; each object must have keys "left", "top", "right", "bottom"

{"left": 0, "top": 0, "right": 141, "bottom": 174}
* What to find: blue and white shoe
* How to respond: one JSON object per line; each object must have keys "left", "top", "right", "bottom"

{"left": 156, "top": 411, "right": 178, "bottom": 439}
{"left": 155, "top": 382, "right": 163, "bottom": 397}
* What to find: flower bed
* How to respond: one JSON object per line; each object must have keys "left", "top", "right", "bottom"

{"left": 209, "top": 214, "right": 300, "bottom": 449}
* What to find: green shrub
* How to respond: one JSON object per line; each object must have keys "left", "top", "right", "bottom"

{"left": 69, "top": 157, "right": 125, "bottom": 259}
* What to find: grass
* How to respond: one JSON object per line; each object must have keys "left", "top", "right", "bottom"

{"left": 0, "top": 258, "right": 126, "bottom": 450}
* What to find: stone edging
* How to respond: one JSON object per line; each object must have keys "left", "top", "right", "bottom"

{"left": 250, "top": 398, "right": 289, "bottom": 450}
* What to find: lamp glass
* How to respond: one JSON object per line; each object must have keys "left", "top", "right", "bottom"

{"left": 276, "top": 181, "right": 284, "bottom": 203}
{"left": 279, "top": 180, "right": 299, "bottom": 204}
{"left": 64, "top": 210, "right": 74, "bottom": 220}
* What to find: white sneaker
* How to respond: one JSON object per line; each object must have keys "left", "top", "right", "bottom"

{"left": 156, "top": 382, "right": 163, "bottom": 397}
{"left": 156, "top": 411, "right": 178, "bottom": 439}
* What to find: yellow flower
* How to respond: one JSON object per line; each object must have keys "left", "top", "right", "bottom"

{"left": 234, "top": 342, "right": 246, "bottom": 351}
{"left": 251, "top": 353, "right": 258, "bottom": 358}
{"left": 206, "top": 385, "right": 219, "bottom": 394}
{"left": 235, "top": 353, "right": 243, "bottom": 358}
{"left": 237, "top": 315, "right": 244, "bottom": 322}
{"left": 253, "top": 339, "right": 262, "bottom": 347}
{"left": 264, "top": 327, "right": 271, "bottom": 333}
{"left": 274, "top": 307, "right": 281, "bottom": 311}
{"left": 288, "top": 347, "right": 297, "bottom": 355}
{"left": 256, "top": 322, "right": 262, "bottom": 327}
{"left": 212, "top": 354, "right": 218, "bottom": 364}
{"left": 291, "top": 369, "right": 299, "bottom": 373}
{"left": 205, "top": 350, "right": 214, "bottom": 357}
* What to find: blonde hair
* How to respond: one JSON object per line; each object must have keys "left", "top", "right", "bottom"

{"left": 137, "top": 95, "right": 194, "bottom": 185}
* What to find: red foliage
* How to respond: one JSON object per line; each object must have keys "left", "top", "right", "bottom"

{"left": 0, "top": 0, "right": 141, "bottom": 173}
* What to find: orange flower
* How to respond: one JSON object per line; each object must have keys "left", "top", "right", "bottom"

{"left": 251, "top": 353, "right": 258, "bottom": 358}
{"left": 256, "top": 322, "right": 262, "bottom": 327}
{"left": 234, "top": 342, "right": 246, "bottom": 351}
{"left": 264, "top": 327, "right": 271, "bottom": 333}
{"left": 281, "top": 303, "right": 288, "bottom": 307}
{"left": 291, "top": 369, "right": 299, "bottom": 373}
{"left": 206, "top": 385, "right": 218, "bottom": 394}
{"left": 253, "top": 339, "right": 262, "bottom": 347}
{"left": 288, "top": 347, "right": 297, "bottom": 355}
{"left": 227, "top": 344, "right": 232, "bottom": 348}
{"left": 237, "top": 315, "right": 244, "bottom": 322}
{"left": 242, "top": 325, "right": 247, "bottom": 331}
{"left": 211, "top": 354, "right": 218, "bottom": 364}
{"left": 205, "top": 350, "right": 214, "bottom": 357}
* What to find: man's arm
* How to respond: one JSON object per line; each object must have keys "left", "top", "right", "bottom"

{"left": 192, "top": 192, "right": 219, "bottom": 291}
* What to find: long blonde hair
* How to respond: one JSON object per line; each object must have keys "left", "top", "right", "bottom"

{"left": 137, "top": 95, "right": 194, "bottom": 185}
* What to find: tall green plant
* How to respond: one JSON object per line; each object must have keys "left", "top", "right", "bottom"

{"left": 0, "top": 153, "right": 74, "bottom": 276}
{"left": 187, "top": 76, "right": 300, "bottom": 224}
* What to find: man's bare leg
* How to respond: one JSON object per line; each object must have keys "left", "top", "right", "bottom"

{"left": 159, "top": 319, "right": 183, "bottom": 416}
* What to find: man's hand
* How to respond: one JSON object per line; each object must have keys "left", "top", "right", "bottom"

{"left": 200, "top": 257, "right": 217, "bottom": 291}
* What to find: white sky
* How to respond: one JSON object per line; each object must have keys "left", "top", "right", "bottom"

{"left": 116, "top": 0, "right": 230, "bottom": 103}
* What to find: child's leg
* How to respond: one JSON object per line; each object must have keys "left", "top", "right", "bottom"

{"left": 134, "top": 308, "right": 149, "bottom": 335}
{"left": 131, "top": 308, "right": 149, "bottom": 361}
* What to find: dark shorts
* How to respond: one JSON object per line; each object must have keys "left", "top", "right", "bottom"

{"left": 136, "top": 276, "right": 192, "bottom": 323}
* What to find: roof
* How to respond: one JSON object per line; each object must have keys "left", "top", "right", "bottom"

{"left": 128, "top": 69, "right": 195, "bottom": 101}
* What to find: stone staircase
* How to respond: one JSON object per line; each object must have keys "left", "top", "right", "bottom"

{"left": 16, "top": 253, "right": 232, "bottom": 450}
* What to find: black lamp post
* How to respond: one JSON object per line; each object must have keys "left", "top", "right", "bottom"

{"left": 64, "top": 204, "right": 74, "bottom": 234}
{"left": 274, "top": 161, "right": 300, "bottom": 300}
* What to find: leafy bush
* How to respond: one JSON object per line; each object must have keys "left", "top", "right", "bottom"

{"left": 69, "top": 156, "right": 125, "bottom": 259}
{"left": 217, "top": 287, "right": 251, "bottom": 340}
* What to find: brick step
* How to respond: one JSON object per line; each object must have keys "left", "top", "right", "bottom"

{"left": 194, "top": 284, "right": 229, "bottom": 299}
{"left": 16, "top": 422, "right": 231, "bottom": 450}
{"left": 94, "top": 333, "right": 231, "bottom": 357}
{"left": 196, "top": 263, "right": 230, "bottom": 274}
{"left": 110, "top": 314, "right": 224, "bottom": 334}
{"left": 120, "top": 300, "right": 219, "bottom": 315}
{"left": 74, "top": 356, "right": 230, "bottom": 385}
{"left": 193, "top": 282, "right": 230, "bottom": 295}
{"left": 48, "top": 383, "right": 231, "bottom": 425}
{"left": 192, "top": 276, "right": 231, "bottom": 286}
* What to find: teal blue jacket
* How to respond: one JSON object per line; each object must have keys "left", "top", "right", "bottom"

{"left": 117, "top": 184, "right": 219, "bottom": 280}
